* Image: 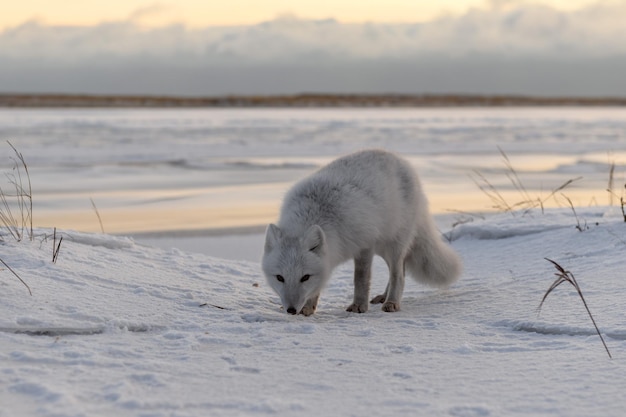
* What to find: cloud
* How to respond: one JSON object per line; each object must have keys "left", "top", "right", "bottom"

{"left": 1, "top": 1, "right": 625, "bottom": 96}
{"left": 128, "top": 3, "right": 172, "bottom": 21}
{"left": 128, "top": 3, "right": 182, "bottom": 27}
{"left": 487, "top": 0, "right": 526, "bottom": 9}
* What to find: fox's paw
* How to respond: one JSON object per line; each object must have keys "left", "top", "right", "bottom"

{"left": 300, "top": 296, "right": 319, "bottom": 316}
{"left": 300, "top": 305, "right": 316, "bottom": 316}
{"left": 382, "top": 301, "right": 400, "bottom": 312}
{"left": 370, "top": 294, "right": 386, "bottom": 304}
{"left": 346, "top": 303, "right": 368, "bottom": 313}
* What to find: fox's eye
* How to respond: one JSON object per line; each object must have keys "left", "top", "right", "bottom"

{"left": 300, "top": 274, "right": 310, "bottom": 283}
{"left": 276, "top": 275, "right": 285, "bottom": 283}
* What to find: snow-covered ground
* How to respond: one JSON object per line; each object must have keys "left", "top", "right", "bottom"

{"left": 1, "top": 208, "right": 625, "bottom": 416}
{"left": 1, "top": 107, "right": 626, "bottom": 415}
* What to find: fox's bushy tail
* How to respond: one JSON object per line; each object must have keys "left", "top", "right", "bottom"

{"left": 405, "top": 218, "right": 462, "bottom": 288}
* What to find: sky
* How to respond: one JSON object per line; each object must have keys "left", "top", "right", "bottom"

{"left": 1, "top": 0, "right": 625, "bottom": 97}
{"left": 1, "top": 0, "right": 607, "bottom": 29}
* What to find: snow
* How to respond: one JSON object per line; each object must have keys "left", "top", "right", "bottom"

{"left": 1, "top": 107, "right": 626, "bottom": 416}
{"left": 2, "top": 208, "right": 626, "bottom": 416}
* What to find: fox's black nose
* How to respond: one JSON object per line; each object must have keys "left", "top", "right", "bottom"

{"left": 287, "top": 306, "right": 297, "bottom": 315}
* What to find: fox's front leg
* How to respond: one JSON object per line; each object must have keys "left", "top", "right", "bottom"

{"left": 300, "top": 294, "right": 320, "bottom": 316}
{"left": 346, "top": 249, "right": 374, "bottom": 313}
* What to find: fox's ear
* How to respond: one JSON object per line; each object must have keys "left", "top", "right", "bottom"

{"left": 264, "top": 224, "right": 282, "bottom": 252}
{"left": 303, "top": 225, "right": 326, "bottom": 255}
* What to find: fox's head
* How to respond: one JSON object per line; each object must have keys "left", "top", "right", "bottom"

{"left": 262, "top": 224, "right": 330, "bottom": 315}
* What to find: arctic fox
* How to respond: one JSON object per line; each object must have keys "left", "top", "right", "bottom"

{"left": 262, "top": 149, "right": 462, "bottom": 315}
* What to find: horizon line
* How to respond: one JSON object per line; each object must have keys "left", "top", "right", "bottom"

{"left": 1, "top": 92, "right": 626, "bottom": 108}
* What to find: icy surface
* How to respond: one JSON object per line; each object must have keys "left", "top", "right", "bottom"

{"left": 1, "top": 208, "right": 626, "bottom": 416}
{"left": 1, "top": 108, "right": 625, "bottom": 233}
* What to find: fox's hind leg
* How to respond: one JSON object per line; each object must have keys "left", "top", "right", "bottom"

{"left": 382, "top": 259, "right": 405, "bottom": 312}
{"left": 346, "top": 248, "right": 374, "bottom": 313}
{"left": 377, "top": 245, "right": 407, "bottom": 312}
{"left": 370, "top": 282, "right": 388, "bottom": 304}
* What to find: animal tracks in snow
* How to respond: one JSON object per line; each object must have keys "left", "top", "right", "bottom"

{"left": 0, "top": 324, "right": 159, "bottom": 337}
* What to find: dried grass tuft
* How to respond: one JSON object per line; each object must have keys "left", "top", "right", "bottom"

{"left": 470, "top": 147, "right": 581, "bottom": 216}
{"left": 539, "top": 258, "right": 612, "bottom": 359}
{"left": 0, "top": 141, "right": 33, "bottom": 241}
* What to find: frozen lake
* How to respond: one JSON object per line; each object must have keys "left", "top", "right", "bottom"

{"left": 1, "top": 107, "right": 625, "bottom": 236}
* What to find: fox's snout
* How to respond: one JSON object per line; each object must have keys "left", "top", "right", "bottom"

{"left": 279, "top": 290, "right": 306, "bottom": 315}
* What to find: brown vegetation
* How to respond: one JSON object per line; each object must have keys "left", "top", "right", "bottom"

{"left": 1, "top": 93, "right": 626, "bottom": 108}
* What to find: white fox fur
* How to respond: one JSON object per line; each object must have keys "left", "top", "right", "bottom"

{"left": 262, "top": 149, "right": 462, "bottom": 315}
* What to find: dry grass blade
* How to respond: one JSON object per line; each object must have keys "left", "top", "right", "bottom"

{"left": 541, "top": 177, "right": 583, "bottom": 206}
{"left": 469, "top": 170, "right": 514, "bottom": 213}
{"left": 52, "top": 227, "right": 63, "bottom": 264}
{"left": 0, "top": 257, "right": 32, "bottom": 295}
{"left": 608, "top": 159, "right": 615, "bottom": 206}
{"left": 539, "top": 258, "right": 612, "bottom": 359}
{"left": 606, "top": 183, "right": 626, "bottom": 223}
{"left": 90, "top": 198, "right": 105, "bottom": 233}
{"left": 198, "top": 303, "right": 230, "bottom": 310}
{"left": 0, "top": 188, "right": 20, "bottom": 240}
{"left": 561, "top": 194, "right": 587, "bottom": 231}
{"left": 498, "top": 146, "right": 532, "bottom": 204}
